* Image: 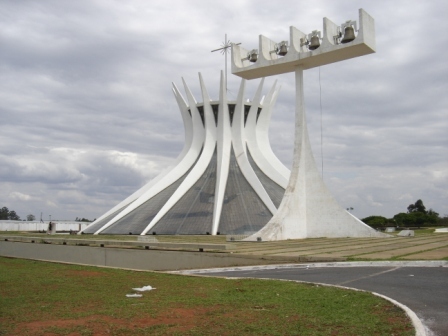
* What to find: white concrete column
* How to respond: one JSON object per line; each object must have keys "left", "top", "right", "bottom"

{"left": 211, "top": 71, "right": 232, "bottom": 235}
{"left": 247, "top": 66, "right": 387, "bottom": 240}
{"left": 86, "top": 84, "right": 194, "bottom": 231}
{"left": 277, "top": 65, "right": 308, "bottom": 238}
{"left": 249, "top": 81, "right": 290, "bottom": 187}
{"left": 231, "top": 77, "right": 276, "bottom": 216}
{"left": 140, "top": 76, "right": 218, "bottom": 235}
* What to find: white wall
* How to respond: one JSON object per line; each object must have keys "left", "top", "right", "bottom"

{"left": 0, "top": 221, "right": 89, "bottom": 231}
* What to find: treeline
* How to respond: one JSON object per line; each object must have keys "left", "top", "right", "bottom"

{"left": 1, "top": 207, "right": 36, "bottom": 221}
{"left": 362, "top": 199, "right": 447, "bottom": 228}
{"left": 0, "top": 207, "right": 21, "bottom": 220}
{"left": 75, "top": 217, "right": 94, "bottom": 222}
{"left": 1, "top": 206, "right": 95, "bottom": 222}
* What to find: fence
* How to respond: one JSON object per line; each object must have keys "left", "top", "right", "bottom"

{"left": 0, "top": 221, "right": 89, "bottom": 232}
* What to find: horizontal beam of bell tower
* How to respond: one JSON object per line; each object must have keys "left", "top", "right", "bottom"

{"left": 231, "top": 9, "right": 375, "bottom": 79}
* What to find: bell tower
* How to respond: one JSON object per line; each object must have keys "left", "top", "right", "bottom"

{"left": 231, "top": 8, "right": 389, "bottom": 240}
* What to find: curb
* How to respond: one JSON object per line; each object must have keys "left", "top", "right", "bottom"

{"left": 171, "top": 260, "right": 447, "bottom": 274}
{"left": 171, "top": 261, "right": 448, "bottom": 336}
{"left": 172, "top": 273, "right": 429, "bottom": 336}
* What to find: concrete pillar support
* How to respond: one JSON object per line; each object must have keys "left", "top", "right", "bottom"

{"left": 248, "top": 66, "right": 386, "bottom": 240}
{"left": 235, "top": 9, "right": 389, "bottom": 240}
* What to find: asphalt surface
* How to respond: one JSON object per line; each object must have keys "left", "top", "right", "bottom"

{"left": 197, "top": 265, "right": 448, "bottom": 336}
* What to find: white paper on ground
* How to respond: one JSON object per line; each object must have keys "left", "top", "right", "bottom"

{"left": 126, "top": 293, "right": 143, "bottom": 298}
{"left": 132, "top": 285, "right": 156, "bottom": 292}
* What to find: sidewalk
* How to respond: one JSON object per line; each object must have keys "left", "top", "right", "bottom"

{"left": 2, "top": 231, "right": 447, "bottom": 264}
{"left": 226, "top": 234, "right": 448, "bottom": 261}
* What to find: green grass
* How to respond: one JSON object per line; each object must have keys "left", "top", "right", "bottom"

{"left": 392, "top": 227, "right": 446, "bottom": 236}
{"left": 413, "top": 228, "right": 436, "bottom": 235}
{"left": 0, "top": 232, "right": 228, "bottom": 243}
{"left": 0, "top": 257, "right": 413, "bottom": 336}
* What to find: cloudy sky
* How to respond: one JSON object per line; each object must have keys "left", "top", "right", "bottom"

{"left": 1, "top": 0, "right": 447, "bottom": 222}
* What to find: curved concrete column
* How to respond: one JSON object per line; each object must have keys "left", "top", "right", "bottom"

{"left": 245, "top": 80, "right": 290, "bottom": 188}
{"left": 84, "top": 74, "right": 289, "bottom": 236}
{"left": 93, "top": 79, "right": 206, "bottom": 235}
{"left": 88, "top": 85, "right": 194, "bottom": 229}
{"left": 211, "top": 72, "right": 232, "bottom": 235}
{"left": 232, "top": 78, "right": 277, "bottom": 215}
{"left": 140, "top": 76, "right": 218, "bottom": 235}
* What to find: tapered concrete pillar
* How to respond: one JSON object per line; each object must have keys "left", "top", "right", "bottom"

{"left": 247, "top": 67, "right": 387, "bottom": 240}
{"left": 233, "top": 9, "right": 389, "bottom": 240}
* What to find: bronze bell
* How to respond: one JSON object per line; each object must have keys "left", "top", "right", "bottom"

{"left": 248, "top": 50, "right": 258, "bottom": 62}
{"left": 341, "top": 26, "right": 356, "bottom": 44}
{"left": 277, "top": 43, "right": 288, "bottom": 56}
{"left": 308, "top": 35, "right": 320, "bottom": 50}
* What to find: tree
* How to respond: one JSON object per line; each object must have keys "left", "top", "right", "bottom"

{"left": 409, "top": 212, "right": 427, "bottom": 226}
{"left": 362, "top": 216, "right": 389, "bottom": 228}
{"left": 0, "top": 207, "right": 22, "bottom": 220}
{"left": 393, "top": 211, "right": 438, "bottom": 227}
{"left": 426, "top": 210, "right": 439, "bottom": 225}
{"left": 8, "top": 211, "right": 20, "bottom": 221}
{"left": 438, "top": 215, "right": 448, "bottom": 226}
{"left": 393, "top": 213, "right": 413, "bottom": 227}
{"left": 27, "top": 214, "right": 36, "bottom": 221}
{"left": 0, "top": 207, "right": 9, "bottom": 220}
{"left": 427, "top": 208, "right": 439, "bottom": 217}
{"left": 364, "top": 199, "right": 441, "bottom": 228}
{"left": 407, "top": 199, "right": 427, "bottom": 214}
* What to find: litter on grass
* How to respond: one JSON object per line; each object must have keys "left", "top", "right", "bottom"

{"left": 132, "top": 285, "right": 156, "bottom": 292}
{"left": 126, "top": 293, "right": 143, "bottom": 298}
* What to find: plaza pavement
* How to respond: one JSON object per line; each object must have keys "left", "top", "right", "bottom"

{"left": 111, "top": 231, "right": 448, "bottom": 262}
{"left": 221, "top": 233, "right": 448, "bottom": 262}
{"left": 1, "top": 231, "right": 447, "bottom": 262}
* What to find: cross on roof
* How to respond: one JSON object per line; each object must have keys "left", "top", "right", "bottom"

{"left": 211, "top": 34, "right": 240, "bottom": 92}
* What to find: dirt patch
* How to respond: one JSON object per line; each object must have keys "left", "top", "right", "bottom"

{"left": 58, "top": 270, "right": 106, "bottom": 277}
{"left": 12, "top": 307, "right": 235, "bottom": 335}
{"left": 135, "top": 307, "right": 203, "bottom": 332}
{"left": 13, "top": 315, "right": 126, "bottom": 336}
{"left": 0, "top": 258, "right": 26, "bottom": 268}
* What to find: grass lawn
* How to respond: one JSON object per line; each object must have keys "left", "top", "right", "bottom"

{"left": 412, "top": 228, "right": 437, "bottom": 235}
{"left": 0, "top": 257, "right": 413, "bottom": 335}
{"left": 0, "top": 232, "right": 229, "bottom": 244}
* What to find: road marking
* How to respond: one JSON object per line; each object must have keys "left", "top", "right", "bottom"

{"left": 337, "top": 267, "right": 401, "bottom": 286}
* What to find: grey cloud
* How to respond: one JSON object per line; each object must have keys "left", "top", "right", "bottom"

{"left": 1, "top": 0, "right": 447, "bottom": 221}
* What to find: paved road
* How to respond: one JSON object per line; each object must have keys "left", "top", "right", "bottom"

{"left": 194, "top": 265, "right": 448, "bottom": 336}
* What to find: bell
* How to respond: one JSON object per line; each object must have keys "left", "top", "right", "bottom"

{"left": 341, "top": 26, "right": 356, "bottom": 44}
{"left": 249, "top": 53, "right": 258, "bottom": 62}
{"left": 277, "top": 43, "right": 288, "bottom": 56}
{"left": 248, "top": 50, "right": 258, "bottom": 62}
{"left": 308, "top": 35, "right": 320, "bottom": 50}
